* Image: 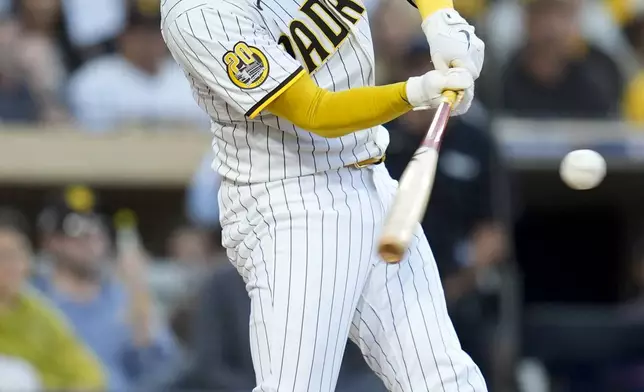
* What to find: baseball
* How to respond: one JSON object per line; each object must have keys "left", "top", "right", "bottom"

{"left": 559, "top": 149, "right": 606, "bottom": 190}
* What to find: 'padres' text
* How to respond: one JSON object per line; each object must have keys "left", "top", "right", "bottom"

{"left": 278, "top": 0, "right": 365, "bottom": 72}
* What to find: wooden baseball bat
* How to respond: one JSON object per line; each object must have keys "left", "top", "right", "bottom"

{"left": 378, "top": 91, "right": 459, "bottom": 263}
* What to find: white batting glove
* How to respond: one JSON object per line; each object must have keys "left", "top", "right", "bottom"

{"left": 422, "top": 9, "right": 485, "bottom": 80}
{"left": 406, "top": 68, "right": 474, "bottom": 116}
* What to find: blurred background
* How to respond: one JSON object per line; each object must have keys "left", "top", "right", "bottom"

{"left": 0, "top": 0, "right": 643, "bottom": 391}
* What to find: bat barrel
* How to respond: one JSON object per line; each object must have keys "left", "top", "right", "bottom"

{"left": 377, "top": 149, "right": 438, "bottom": 263}
{"left": 377, "top": 90, "right": 457, "bottom": 263}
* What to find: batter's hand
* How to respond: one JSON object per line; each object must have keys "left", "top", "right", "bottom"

{"left": 406, "top": 68, "right": 474, "bottom": 116}
{"left": 422, "top": 9, "right": 485, "bottom": 80}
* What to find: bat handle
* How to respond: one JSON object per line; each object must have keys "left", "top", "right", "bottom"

{"left": 412, "top": 90, "right": 462, "bottom": 112}
{"left": 441, "top": 90, "right": 459, "bottom": 106}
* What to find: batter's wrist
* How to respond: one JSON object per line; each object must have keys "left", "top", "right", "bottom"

{"left": 405, "top": 76, "right": 425, "bottom": 108}
{"left": 400, "top": 81, "right": 413, "bottom": 108}
{"left": 416, "top": 0, "right": 453, "bottom": 19}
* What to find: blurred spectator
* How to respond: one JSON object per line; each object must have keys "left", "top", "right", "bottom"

{"left": 0, "top": 16, "right": 40, "bottom": 123}
{"left": 370, "top": 0, "right": 420, "bottom": 84}
{"left": 148, "top": 224, "right": 221, "bottom": 319}
{"left": 623, "top": 9, "right": 644, "bottom": 124}
{"left": 153, "top": 224, "right": 226, "bottom": 350}
{"left": 363, "top": 0, "right": 487, "bottom": 30}
{"left": 60, "top": 0, "right": 126, "bottom": 67}
{"left": 501, "top": 0, "right": 624, "bottom": 118}
{"left": 164, "top": 263, "right": 388, "bottom": 392}
{"left": 0, "top": 207, "right": 105, "bottom": 391}
{"left": 14, "top": 0, "right": 69, "bottom": 123}
{"left": 32, "top": 185, "right": 176, "bottom": 391}
{"left": 624, "top": 7, "right": 644, "bottom": 63}
{"left": 386, "top": 38, "right": 514, "bottom": 390}
{"left": 153, "top": 226, "right": 225, "bottom": 355}
{"left": 484, "top": 0, "right": 524, "bottom": 65}
{"left": 186, "top": 153, "right": 222, "bottom": 229}
{"left": 485, "top": 0, "right": 635, "bottom": 70}
{"left": 167, "top": 225, "right": 214, "bottom": 267}
{"left": 0, "top": 0, "right": 68, "bottom": 124}
{"left": 67, "top": 4, "right": 207, "bottom": 131}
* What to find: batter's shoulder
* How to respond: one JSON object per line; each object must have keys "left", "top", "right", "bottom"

{"left": 162, "top": 0, "right": 260, "bottom": 30}
{"left": 162, "top": 0, "right": 253, "bottom": 18}
{"left": 208, "top": 0, "right": 264, "bottom": 19}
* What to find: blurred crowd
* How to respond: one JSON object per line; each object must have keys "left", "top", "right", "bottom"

{"left": 0, "top": 0, "right": 642, "bottom": 128}
{"left": 371, "top": 0, "right": 644, "bottom": 121}
{"left": 0, "top": 0, "right": 208, "bottom": 129}
{"left": 0, "top": 184, "right": 229, "bottom": 391}
{"left": 0, "top": 0, "right": 644, "bottom": 392}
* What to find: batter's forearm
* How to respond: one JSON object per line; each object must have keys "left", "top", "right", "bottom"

{"left": 266, "top": 73, "right": 412, "bottom": 138}
{"left": 415, "top": 0, "right": 453, "bottom": 18}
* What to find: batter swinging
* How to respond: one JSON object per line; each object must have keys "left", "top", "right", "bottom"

{"left": 161, "top": 0, "right": 486, "bottom": 390}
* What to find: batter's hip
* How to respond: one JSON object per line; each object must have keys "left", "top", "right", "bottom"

{"left": 218, "top": 164, "right": 396, "bottom": 262}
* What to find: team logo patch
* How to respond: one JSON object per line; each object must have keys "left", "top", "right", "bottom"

{"left": 223, "top": 42, "right": 269, "bottom": 89}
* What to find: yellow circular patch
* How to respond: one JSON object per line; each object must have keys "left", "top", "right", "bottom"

{"left": 224, "top": 42, "right": 270, "bottom": 90}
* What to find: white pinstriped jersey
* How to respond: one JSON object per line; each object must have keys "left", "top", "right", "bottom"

{"left": 161, "top": 0, "right": 388, "bottom": 183}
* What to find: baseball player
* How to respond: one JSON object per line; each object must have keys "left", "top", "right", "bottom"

{"left": 161, "top": 0, "right": 485, "bottom": 390}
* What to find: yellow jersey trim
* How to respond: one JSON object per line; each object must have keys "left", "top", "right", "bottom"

{"left": 246, "top": 67, "right": 307, "bottom": 119}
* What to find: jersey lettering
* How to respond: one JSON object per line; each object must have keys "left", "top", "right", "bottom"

{"left": 278, "top": 34, "right": 297, "bottom": 59}
{"left": 301, "top": 0, "right": 347, "bottom": 47}
{"left": 328, "top": 0, "right": 365, "bottom": 24}
{"left": 289, "top": 20, "right": 331, "bottom": 72}
{"left": 280, "top": 0, "right": 365, "bottom": 73}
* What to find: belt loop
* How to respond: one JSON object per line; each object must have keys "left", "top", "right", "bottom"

{"left": 353, "top": 160, "right": 370, "bottom": 169}
{"left": 350, "top": 155, "right": 386, "bottom": 169}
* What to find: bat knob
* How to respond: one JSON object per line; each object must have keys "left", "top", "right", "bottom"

{"left": 378, "top": 240, "right": 405, "bottom": 264}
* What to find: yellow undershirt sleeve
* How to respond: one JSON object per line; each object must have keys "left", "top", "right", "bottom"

{"left": 264, "top": 72, "right": 412, "bottom": 138}
{"left": 416, "top": 0, "right": 454, "bottom": 19}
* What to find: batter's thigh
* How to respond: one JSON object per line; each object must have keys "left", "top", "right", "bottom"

{"left": 348, "top": 165, "right": 487, "bottom": 392}
{"left": 354, "top": 231, "right": 488, "bottom": 392}
{"left": 220, "top": 168, "right": 379, "bottom": 392}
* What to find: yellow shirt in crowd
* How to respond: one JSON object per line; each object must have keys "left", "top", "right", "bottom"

{"left": 604, "top": 0, "right": 637, "bottom": 25}
{"left": 624, "top": 72, "right": 644, "bottom": 125}
{"left": 0, "top": 288, "right": 106, "bottom": 391}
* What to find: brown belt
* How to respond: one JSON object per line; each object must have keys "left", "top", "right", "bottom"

{"left": 348, "top": 155, "right": 386, "bottom": 169}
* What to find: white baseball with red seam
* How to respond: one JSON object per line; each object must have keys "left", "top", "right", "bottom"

{"left": 559, "top": 149, "right": 606, "bottom": 190}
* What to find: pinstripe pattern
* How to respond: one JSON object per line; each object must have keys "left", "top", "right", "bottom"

{"left": 221, "top": 167, "right": 373, "bottom": 391}
{"left": 163, "top": 0, "right": 487, "bottom": 391}
{"left": 218, "top": 164, "right": 487, "bottom": 392}
{"left": 161, "top": 0, "right": 385, "bottom": 184}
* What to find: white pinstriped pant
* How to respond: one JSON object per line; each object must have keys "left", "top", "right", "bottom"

{"left": 219, "top": 164, "right": 487, "bottom": 392}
